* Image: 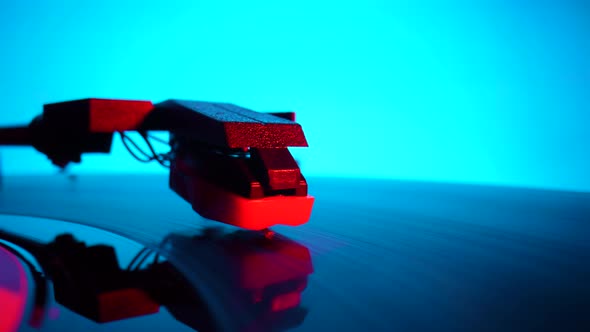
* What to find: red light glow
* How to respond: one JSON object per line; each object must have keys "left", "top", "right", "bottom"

{"left": 0, "top": 246, "right": 28, "bottom": 332}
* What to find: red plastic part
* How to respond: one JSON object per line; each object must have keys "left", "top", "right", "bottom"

{"left": 0, "top": 246, "right": 28, "bottom": 332}
{"left": 150, "top": 100, "right": 308, "bottom": 148}
{"left": 171, "top": 169, "right": 314, "bottom": 230}
{"left": 252, "top": 148, "right": 301, "bottom": 191}
{"left": 88, "top": 99, "right": 154, "bottom": 133}
{"left": 268, "top": 112, "right": 296, "bottom": 122}
{"left": 43, "top": 98, "right": 154, "bottom": 133}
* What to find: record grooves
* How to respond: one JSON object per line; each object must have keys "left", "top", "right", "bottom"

{"left": 1, "top": 175, "right": 590, "bottom": 331}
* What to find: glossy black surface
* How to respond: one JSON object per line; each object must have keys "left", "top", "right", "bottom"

{"left": 0, "top": 215, "right": 193, "bottom": 332}
{"left": 1, "top": 175, "right": 590, "bottom": 331}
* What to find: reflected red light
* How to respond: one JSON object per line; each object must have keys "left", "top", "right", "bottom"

{"left": 97, "top": 288, "right": 160, "bottom": 322}
{"left": 48, "top": 307, "right": 60, "bottom": 320}
{"left": 0, "top": 246, "right": 28, "bottom": 332}
{"left": 271, "top": 292, "right": 302, "bottom": 312}
{"left": 29, "top": 306, "right": 45, "bottom": 328}
{"left": 240, "top": 245, "right": 313, "bottom": 290}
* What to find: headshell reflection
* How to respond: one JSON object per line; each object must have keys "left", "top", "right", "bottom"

{"left": 160, "top": 228, "right": 314, "bottom": 332}
{"left": 0, "top": 224, "right": 313, "bottom": 332}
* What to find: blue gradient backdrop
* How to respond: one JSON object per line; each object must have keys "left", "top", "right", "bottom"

{"left": 1, "top": 1, "right": 588, "bottom": 191}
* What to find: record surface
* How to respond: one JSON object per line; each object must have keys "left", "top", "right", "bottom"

{"left": 0, "top": 175, "right": 589, "bottom": 331}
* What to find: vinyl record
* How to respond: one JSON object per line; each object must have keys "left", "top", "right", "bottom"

{"left": 0, "top": 175, "right": 589, "bottom": 332}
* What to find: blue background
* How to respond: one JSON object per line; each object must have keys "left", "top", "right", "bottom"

{"left": 0, "top": 1, "right": 588, "bottom": 192}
